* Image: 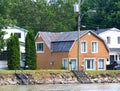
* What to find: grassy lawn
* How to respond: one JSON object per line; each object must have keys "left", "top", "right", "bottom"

{"left": 85, "top": 70, "right": 120, "bottom": 78}
{"left": 0, "top": 70, "right": 119, "bottom": 78}
{"left": 0, "top": 70, "right": 70, "bottom": 74}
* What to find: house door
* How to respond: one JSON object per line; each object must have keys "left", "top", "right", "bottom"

{"left": 85, "top": 59, "right": 95, "bottom": 70}
{"left": 70, "top": 59, "right": 77, "bottom": 70}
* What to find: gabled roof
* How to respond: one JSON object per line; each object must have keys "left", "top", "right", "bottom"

{"left": 93, "top": 28, "right": 120, "bottom": 34}
{"left": 36, "top": 30, "right": 109, "bottom": 52}
{"left": 36, "top": 32, "right": 60, "bottom": 49}
{"left": 5, "top": 26, "right": 28, "bottom": 32}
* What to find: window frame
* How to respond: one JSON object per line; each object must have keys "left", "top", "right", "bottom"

{"left": 62, "top": 58, "right": 68, "bottom": 70}
{"left": 98, "top": 59, "right": 105, "bottom": 70}
{"left": 84, "top": 58, "right": 96, "bottom": 70}
{"left": 91, "top": 41, "right": 98, "bottom": 53}
{"left": 81, "top": 41, "right": 87, "bottom": 53}
{"left": 36, "top": 42, "right": 44, "bottom": 53}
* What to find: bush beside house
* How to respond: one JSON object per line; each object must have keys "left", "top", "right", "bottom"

{"left": 7, "top": 34, "right": 20, "bottom": 70}
{"left": 25, "top": 30, "right": 37, "bottom": 70}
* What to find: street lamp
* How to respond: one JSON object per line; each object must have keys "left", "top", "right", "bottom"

{"left": 74, "top": 0, "right": 96, "bottom": 70}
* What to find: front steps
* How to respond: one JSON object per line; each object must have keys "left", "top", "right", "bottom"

{"left": 73, "top": 70, "right": 91, "bottom": 83}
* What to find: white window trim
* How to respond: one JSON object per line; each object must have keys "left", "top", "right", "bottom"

{"left": 69, "top": 58, "right": 78, "bottom": 70}
{"left": 36, "top": 42, "right": 44, "bottom": 53}
{"left": 81, "top": 41, "right": 87, "bottom": 53}
{"left": 98, "top": 58, "right": 105, "bottom": 70}
{"left": 91, "top": 41, "right": 98, "bottom": 53}
{"left": 84, "top": 58, "right": 96, "bottom": 70}
{"left": 62, "top": 58, "right": 68, "bottom": 69}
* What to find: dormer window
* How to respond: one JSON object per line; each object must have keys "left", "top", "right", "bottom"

{"left": 14, "top": 33, "right": 21, "bottom": 38}
{"left": 107, "top": 37, "right": 110, "bottom": 44}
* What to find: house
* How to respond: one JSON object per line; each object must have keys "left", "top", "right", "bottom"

{"left": 35, "top": 30, "right": 109, "bottom": 70}
{"left": 0, "top": 26, "right": 28, "bottom": 69}
{"left": 94, "top": 28, "right": 120, "bottom": 64}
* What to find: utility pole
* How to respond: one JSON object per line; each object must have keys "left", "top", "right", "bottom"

{"left": 77, "top": 0, "right": 81, "bottom": 70}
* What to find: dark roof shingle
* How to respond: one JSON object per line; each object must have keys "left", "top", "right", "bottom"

{"left": 51, "top": 41, "right": 74, "bottom": 52}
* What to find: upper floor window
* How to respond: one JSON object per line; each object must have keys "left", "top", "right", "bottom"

{"left": 107, "top": 37, "right": 110, "bottom": 44}
{"left": 36, "top": 42, "right": 44, "bottom": 53}
{"left": 81, "top": 41, "right": 87, "bottom": 53}
{"left": 118, "top": 37, "right": 120, "bottom": 44}
{"left": 92, "top": 42, "right": 98, "bottom": 53}
{"left": 14, "top": 33, "right": 21, "bottom": 38}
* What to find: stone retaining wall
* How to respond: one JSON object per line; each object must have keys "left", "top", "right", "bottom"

{"left": 0, "top": 72, "right": 120, "bottom": 85}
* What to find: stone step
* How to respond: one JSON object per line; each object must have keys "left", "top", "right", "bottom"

{"left": 73, "top": 70, "right": 91, "bottom": 83}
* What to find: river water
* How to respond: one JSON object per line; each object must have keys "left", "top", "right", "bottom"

{"left": 0, "top": 83, "right": 119, "bottom": 91}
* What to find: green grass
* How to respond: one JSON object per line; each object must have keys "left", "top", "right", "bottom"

{"left": 85, "top": 70, "right": 120, "bottom": 78}
{"left": 0, "top": 70, "right": 70, "bottom": 74}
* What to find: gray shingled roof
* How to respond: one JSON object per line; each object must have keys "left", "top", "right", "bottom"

{"left": 38, "top": 32, "right": 60, "bottom": 49}
{"left": 51, "top": 41, "right": 74, "bottom": 52}
{"left": 55, "top": 30, "right": 88, "bottom": 41}
{"left": 93, "top": 28, "right": 120, "bottom": 34}
{"left": 109, "top": 48, "right": 120, "bottom": 53}
{"left": 37, "top": 30, "right": 109, "bottom": 52}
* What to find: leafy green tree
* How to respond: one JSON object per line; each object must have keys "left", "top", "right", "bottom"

{"left": 0, "top": 0, "right": 16, "bottom": 52}
{"left": 7, "top": 34, "right": 20, "bottom": 70}
{"left": 25, "top": 30, "right": 37, "bottom": 70}
{"left": 10, "top": 0, "right": 77, "bottom": 34}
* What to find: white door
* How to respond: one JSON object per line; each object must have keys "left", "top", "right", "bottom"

{"left": 85, "top": 59, "right": 95, "bottom": 70}
{"left": 70, "top": 59, "right": 77, "bottom": 70}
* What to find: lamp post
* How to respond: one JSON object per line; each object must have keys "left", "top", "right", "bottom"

{"left": 74, "top": 0, "right": 96, "bottom": 71}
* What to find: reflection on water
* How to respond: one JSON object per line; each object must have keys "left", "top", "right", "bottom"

{"left": 0, "top": 83, "right": 120, "bottom": 91}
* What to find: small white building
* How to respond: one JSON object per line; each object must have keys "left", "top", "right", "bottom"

{"left": 94, "top": 28, "right": 120, "bottom": 64}
{"left": 0, "top": 26, "right": 28, "bottom": 69}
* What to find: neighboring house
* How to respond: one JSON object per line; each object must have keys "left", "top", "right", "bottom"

{"left": 0, "top": 26, "right": 28, "bottom": 69}
{"left": 35, "top": 30, "right": 109, "bottom": 70}
{"left": 94, "top": 28, "right": 120, "bottom": 64}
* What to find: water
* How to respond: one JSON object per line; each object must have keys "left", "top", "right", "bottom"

{"left": 0, "top": 83, "right": 119, "bottom": 91}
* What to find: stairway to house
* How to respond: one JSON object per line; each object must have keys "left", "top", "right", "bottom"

{"left": 73, "top": 70, "right": 91, "bottom": 83}
{"left": 15, "top": 70, "right": 31, "bottom": 85}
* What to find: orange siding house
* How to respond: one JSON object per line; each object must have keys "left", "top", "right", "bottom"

{"left": 35, "top": 31, "right": 109, "bottom": 70}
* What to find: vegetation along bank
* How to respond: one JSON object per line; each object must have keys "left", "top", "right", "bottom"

{"left": 0, "top": 70, "right": 120, "bottom": 85}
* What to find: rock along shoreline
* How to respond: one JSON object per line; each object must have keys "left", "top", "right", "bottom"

{"left": 0, "top": 71, "right": 120, "bottom": 85}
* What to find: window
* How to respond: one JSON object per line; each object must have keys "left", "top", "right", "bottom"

{"left": 98, "top": 59, "right": 105, "bottom": 70}
{"left": 92, "top": 42, "right": 98, "bottom": 53}
{"left": 85, "top": 59, "right": 95, "bottom": 70}
{"left": 70, "top": 59, "right": 77, "bottom": 70}
{"left": 62, "top": 59, "right": 68, "bottom": 69}
{"left": 14, "top": 33, "right": 21, "bottom": 38}
{"left": 0, "top": 51, "right": 7, "bottom": 60}
{"left": 81, "top": 41, "right": 87, "bottom": 53}
{"left": 36, "top": 42, "right": 44, "bottom": 52}
{"left": 118, "top": 37, "right": 120, "bottom": 44}
{"left": 107, "top": 37, "right": 110, "bottom": 44}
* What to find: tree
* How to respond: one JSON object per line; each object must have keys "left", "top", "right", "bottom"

{"left": 0, "top": 0, "right": 16, "bottom": 52}
{"left": 7, "top": 34, "right": 20, "bottom": 70}
{"left": 25, "top": 30, "right": 37, "bottom": 70}
{"left": 10, "top": 0, "right": 77, "bottom": 34}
